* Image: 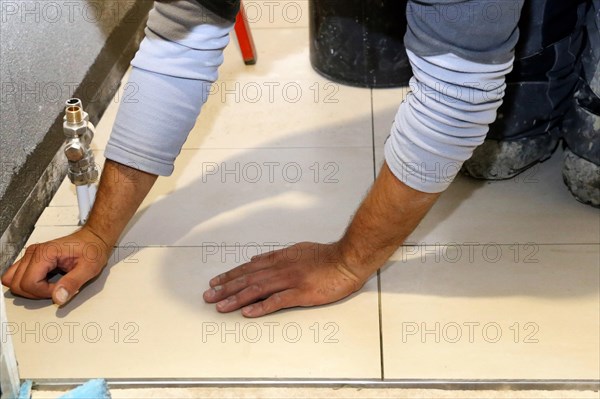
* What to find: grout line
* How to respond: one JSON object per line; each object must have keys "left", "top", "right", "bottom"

{"left": 177, "top": 146, "right": 374, "bottom": 151}
{"left": 370, "top": 88, "right": 385, "bottom": 380}
{"left": 377, "top": 269, "right": 385, "bottom": 381}
{"left": 35, "top": 225, "right": 600, "bottom": 250}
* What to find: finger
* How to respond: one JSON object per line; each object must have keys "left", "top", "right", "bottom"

{"left": 8, "top": 246, "right": 45, "bottom": 299}
{"left": 241, "top": 289, "right": 301, "bottom": 318}
{"left": 209, "top": 253, "right": 280, "bottom": 287}
{"left": 1, "top": 257, "right": 23, "bottom": 287}
{"left": 205, "top": 267, "right": 283, "bottom": 303}
{"left": 214, "top": 276, "right": 292, "bottom": 313}
{"left": 52, "top": 264, "right": 99, "bottom": 305}
{"left": 20, "top": 252, "right": 63, "bottom": 299}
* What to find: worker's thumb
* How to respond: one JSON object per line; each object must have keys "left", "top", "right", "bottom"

{"left": 52, "top": 266, "right": 98, "bottom": 305}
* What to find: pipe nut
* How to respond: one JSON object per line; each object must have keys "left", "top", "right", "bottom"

{"left": 87, "top": 168, "right": 99, "bottom": 183}
{"left": 65, "top": 142, "right": 85, "bottom": 162}
{"left": 68, "top": 170, "right": 88, "bottom": 186}
{"left": 63, "top": 122, "right": 88, "bottom": 138}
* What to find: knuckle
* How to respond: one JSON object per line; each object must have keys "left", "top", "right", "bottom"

{"left": 271, "top": 292, "right": 283, "bottom": 304}
{"left": 24, "top": 244, "right": 38, "bottom": 255}
{"left": 220, "top": 271, "right": 231, "bottom": 282}
{"left": 10, "top": 281, "right": 22, "bottom": 295}
{"left": 235, "top": 275, "right": 249, "bottom": 286}
{"left": 249, "top": 283, "right": 263, "bottom": 295}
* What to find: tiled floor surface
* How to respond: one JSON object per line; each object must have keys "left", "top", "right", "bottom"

{"left": 4, "top": 10, "right": 600, "bottom": 385}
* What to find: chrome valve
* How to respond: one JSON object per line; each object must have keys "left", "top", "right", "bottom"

{"left": 63, "top": 99, "right": 99, "bottom": 186}
{"left": 63, "top": 98, "right": 99, "bottom": 225}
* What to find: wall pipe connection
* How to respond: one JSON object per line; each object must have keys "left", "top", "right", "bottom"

{"left": 62, "top": 98, "right": 99, "bottom": 225}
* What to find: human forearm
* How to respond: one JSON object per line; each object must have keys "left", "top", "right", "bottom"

{"left": 84, "top": 159, "right": 157, "bottom": 248}
{"left": 338, "top": 161, "right": 441, "bottom": 281}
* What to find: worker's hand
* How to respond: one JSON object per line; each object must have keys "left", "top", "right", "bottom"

{"left": 1, "top": 227, "right": 111, "bottom": 306}
{"left": 203, "top": 242, "right": 368, "bottom": 317}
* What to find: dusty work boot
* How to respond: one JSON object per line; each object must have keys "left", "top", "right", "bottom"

{"left": 462, "top": 136, "right": 558, "bottom": 179}
{"left": 462, "top": 0, "right": 588, "bottom": 180}
{"left": 561, "top": 0, "right": 600, "bottom": 207}
{"left": 562, "top": 148, "right": 600, "bottom": 207}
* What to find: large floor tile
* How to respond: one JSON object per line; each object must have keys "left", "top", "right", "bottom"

{"left": 380, "top": 243, "right": 600, "bottom": 380}
{"left": 188, "top": 78, "right": 372, "bottom": 150}
{"left": 38, "top": 146, "right": 374, "bottom": 246}
{"left": 4, "top": 246, "right": 381, "bottom": 380}
{"left": 406, "top": 150, "right": 599, "bottom": 245}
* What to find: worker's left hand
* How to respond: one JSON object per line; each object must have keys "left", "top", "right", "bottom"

{"left": 203, "top": 242, "right": 367, "bottom": 317}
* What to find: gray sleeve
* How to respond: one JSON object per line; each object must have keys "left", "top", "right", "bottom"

{"left": 384, "top": 0, "right": 523, "bottom": 193}
{"left": 404, "top": 0, "right": 523, "bottom": 64}
{"left": 104, "top": 0, "right": 234, "bottom": 176}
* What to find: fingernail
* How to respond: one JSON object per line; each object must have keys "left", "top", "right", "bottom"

{"left": 217, "top": 297, "right": 234, "bottom": 308}
{"left": 243, "top": 305, "right": 254, "bottom": 315}
{"left": 55, "top": 287, "right": 69, "bottom": 304}
{"left": 205, "top": 286, "right": 219, "bottom": 299}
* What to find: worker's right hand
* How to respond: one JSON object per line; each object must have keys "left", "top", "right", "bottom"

{"left": 1, "top": 227, "right": 111, "bottom": 306}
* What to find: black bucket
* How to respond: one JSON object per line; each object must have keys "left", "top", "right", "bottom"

{"left": 309, "top": 0, "right": 411, "bottom": 88}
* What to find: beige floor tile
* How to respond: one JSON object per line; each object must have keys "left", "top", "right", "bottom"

{"left": 39, "top": 146, "right": 374, "bottom": 246}
{"left": 5, "top": 246, "right": 381, "bottom": 380}
{"left": 188, "top": 78, "right": 372, "bottom": 149}
{"left": 380, "top": 244, "right": 600, "bottom": 380}
{"left": 406, "top": 150, "right": 599, "bottom": 245}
